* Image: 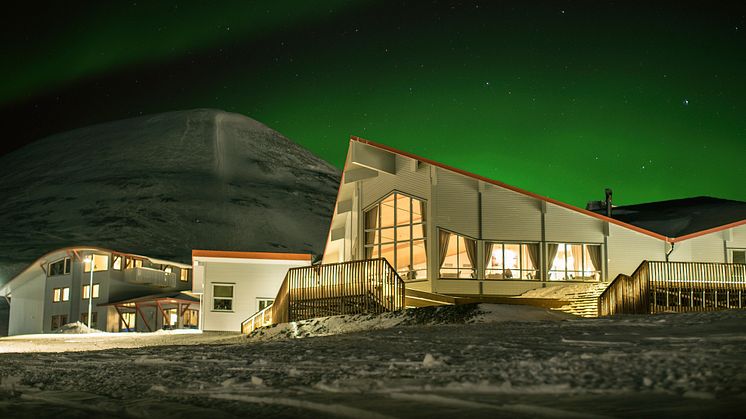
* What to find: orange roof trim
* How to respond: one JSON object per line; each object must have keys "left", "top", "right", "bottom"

{"left": 192, "top": 249, "right": 313, "bottom": 261}
{"left": 350, "top": 136, "right": 743, "bottom": 243}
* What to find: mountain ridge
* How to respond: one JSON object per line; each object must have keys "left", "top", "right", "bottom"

{"left": 0, "top": 109, "right": 340, "bottom": 284}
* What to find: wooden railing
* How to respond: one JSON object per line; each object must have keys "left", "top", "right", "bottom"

{"left": 598, "top": 261, "right": 650, "bottom": 316}
{"left": 648, "top": 261, "right": 746, "bottom": 313}
{"left": 241, "top": 258, "right": 405, "bottom": 334}
{"left": 598, "top": 261, "right": 746, "bottom": 316}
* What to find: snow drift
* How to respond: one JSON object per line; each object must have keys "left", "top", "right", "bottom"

{"left": 0, "top": 109, "right": 340, "bottom": 283}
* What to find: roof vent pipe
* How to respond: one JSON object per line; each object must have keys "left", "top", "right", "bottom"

{"left": 604, "top": 188, "right": 613, "bottom": 218}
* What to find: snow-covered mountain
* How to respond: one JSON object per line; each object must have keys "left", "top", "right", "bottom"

{"left": 0, "top": 109, "right": 340, "bottom": 284}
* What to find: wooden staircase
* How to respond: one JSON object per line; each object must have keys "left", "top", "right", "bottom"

{"left": 551, "top": 283, "right": 610, "bottom": 318}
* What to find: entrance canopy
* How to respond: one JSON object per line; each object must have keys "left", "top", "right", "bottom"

{"left": 100, "top": 292, "right": 200, "bottom": 332}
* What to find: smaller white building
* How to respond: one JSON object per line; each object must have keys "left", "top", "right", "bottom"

{"left": 191, "top": 250, "right": 312, "bottom": 332}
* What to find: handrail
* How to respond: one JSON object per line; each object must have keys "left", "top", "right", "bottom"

{"left": 240, "top": 258, "right": 406, "bottom": 333}
{"left": 240, "top": 302, "right": 274, "bottom": 335}
{"left": 597, "top": 261, "right": 650, "bottom": 316}
{"left": 598, "top": 261, "right": 746, "bottom": 316}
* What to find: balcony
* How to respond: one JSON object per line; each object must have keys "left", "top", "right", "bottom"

{"left": 123, "top": 267, "right": 177, "bottom": 288}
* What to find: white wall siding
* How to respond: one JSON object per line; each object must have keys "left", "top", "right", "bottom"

{"left": 607, "top": 224, "right": 665, "bottom": 278}
{"left": 481, "top": 185, "right": 542, "bottom": 241}
{"left": 435, "top": 169, "right": 479, "bottom": 238}
{"left": 545, "top": 203, "right": 605, "bottom": 244}
{"left": 8, "top": 274, "right": 45, "bottom": 335}
{"left": 670, "top": 234, "right": 725, "bottom": 264}
{"left": 360, "top": 156, "right": 431, "bottom": 209}
{"left": 727, "top": 225, "right": 746, "bottom": 248}
{"left": 200, "top": 259, "right": 309, "bottom": 332}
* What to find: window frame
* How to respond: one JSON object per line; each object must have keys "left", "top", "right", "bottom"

{"left": 83, "top": 254, "right": 109, "bottom": 273}
{"left": 547, "top": 242, "right": 603, "bottom": 281}
{"left": 257, "top": 298, "right": 274, "bottom": 311}
{"left": 48, "top": 257, "right": 71, "bottom": 277}
{"left": 212, "top": 283, "right": 234, "bottom": 312}
{"left": 484, "top": 241, "right": 541, "bottom": 280}
{"left": 82, "top": 283, "right": 100, "bottom": 300}
{"left": 729, "top": 248, "right": 746, "bottom": 264}
{"left": 363, "top": 191, "right": 428, "bottom": 280}
{"left": 52, "top": 287, "right": 61, "bottom": 303}
{"left": 438, "top": 229, "right": 477, "bottom": 279}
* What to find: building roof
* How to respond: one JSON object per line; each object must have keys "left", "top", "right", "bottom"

{"left": 192, "top": 249, "right": 313, "bottom": 261}
{"left": 347, "top": 136, "right": 746, "bottom": 243}
{"left": 591, "top": 196, "right": 746, "bottom": 240}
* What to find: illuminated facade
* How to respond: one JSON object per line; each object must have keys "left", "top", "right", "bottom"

{"left": 0, "top": 247, "right": 195, "bottom": 336}
{"left": 322, "top": 137, "right": 746, "bottom": 297}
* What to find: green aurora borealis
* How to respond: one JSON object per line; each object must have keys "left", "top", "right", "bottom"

{"left": 2, "top": 1, "right": 745, "bottom": 207}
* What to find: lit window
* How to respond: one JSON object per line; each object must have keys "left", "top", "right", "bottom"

{"left": 164, "top": 266, "right": 173, "bottom": 274}
{"left": 364, "top": 192, "right": 428, "bottom": 280}
{"left": 82, "top": 284, "right": 100, "bottom": 299}
{"left": 548, "top": 243, "right": 602, "bottom": 281}
{"left": 180, "top": 269, "right": 189, "bottom": 282}
{"left": 213, "top": 284, "right": 234, "bottom": 311}
{"left": 485, "top": 242, "right": 540, "bottom": 280}
{"left": 83, "top": 254, "right": 109, "bottom": 272}
{"left": 112, "top": 255, "right": 123, "bottom": 270}
{"left": 62, "top": 287, "right": 70, "bottom": 301}
{"left": 439, "top": 230, "right": 476, "bottom": 279}
{"left": 125, "top": 257, "right": 143, "bottom": 269}
{"left": 53, "top": 288, "right": 61, "bottom": 303}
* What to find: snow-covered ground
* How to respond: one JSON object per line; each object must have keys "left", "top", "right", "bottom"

{"left": 1, "top": 305, "right": 745, "bottom": 418}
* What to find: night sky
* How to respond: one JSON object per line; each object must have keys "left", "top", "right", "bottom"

{"left": 2, "top": 1, "right": 745, "bottom": 207}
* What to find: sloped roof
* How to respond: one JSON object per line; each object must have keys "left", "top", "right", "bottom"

{"left": 347, "top": 137, "right": 746, "bottom": 243}
{"left": 591, "top": 196, "right": 746, "bottom": 239}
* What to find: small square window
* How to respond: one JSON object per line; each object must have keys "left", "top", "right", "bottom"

{"left": 213, "top": 284, "right": 234, "bottom": 311}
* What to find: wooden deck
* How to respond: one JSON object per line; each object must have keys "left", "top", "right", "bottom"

{"left": 598, "top": 261, "right": 746, "bottom": 316}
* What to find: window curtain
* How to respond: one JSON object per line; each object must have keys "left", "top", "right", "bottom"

{"left": 571, "top": 245, "right": 584, "bottom": 273}
{"left": 484, "top": 242, "right": 494, "bottom": 271}
{"left": 587, "top": 245, "right": 602, "bottom": 272}
{"left": 438, "top": 230, "right": 451, "bottom": 269}
{"left": 546, "top": 243, "right": 560, "bottom": 273}
{"left": 364, "top": 207, "right": 378, "bottom": 259}
{"left": 526, "top": 243, "right": 540, "bottom": 273}
{"left": 420, "top": 201, "right": 427, "bottom": 252}
{"left": 464, "top": 237, "right": 478, "bottom": 278}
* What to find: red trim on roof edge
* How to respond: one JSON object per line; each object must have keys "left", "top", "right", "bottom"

{"left": 350, "top": 136, "right": 743, "bottom": 243}
{"left": 191, "top": 249, "right": 312, "bottom": 261}
{"left": 670, "top": 219, "right": 746, "bottom": 243}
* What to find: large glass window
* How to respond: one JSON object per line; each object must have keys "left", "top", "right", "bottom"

{"left": 364, "top": 192, "right": 427, "bottom": 280}
{"left": 439, "top": 230, "right": 477, "bottom": 279}
{"left": 213, "top": 284, "right": 234, "bottom": 311}
{"left": 49, "top": 258, "right": 71, "bottom": 276}
{"left": 548, "top": 243, "right": 602, "bottom": 281}
{"left": 485, "top": 242, "right": 539, "bottom": 280}
{"left": 84, "top": 254, "right": 109, "bottom": 273}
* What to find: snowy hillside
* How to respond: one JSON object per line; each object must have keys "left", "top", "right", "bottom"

{"left": 0, "top": 109, "right": 340, "bottom": 283}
